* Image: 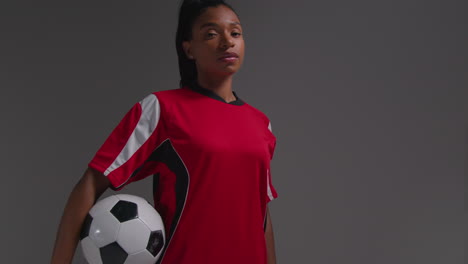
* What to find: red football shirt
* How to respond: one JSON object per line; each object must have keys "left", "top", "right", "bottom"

{"left": 88, "top": 82, "right": 278, "bottom": 264}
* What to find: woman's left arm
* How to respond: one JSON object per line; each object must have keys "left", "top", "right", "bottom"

{"left": 265, "top": 205, "right": 277, "bottom": 264}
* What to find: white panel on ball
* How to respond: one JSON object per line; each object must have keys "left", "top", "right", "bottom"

{"left": 132, "top": 197, "right": 165, "bottom": 232}
{"left": 124, "top": 249, "right": 158, "bottom": 264}
{"left": 81, "top": 237, "right": 103, "bottom": 264}
{"left": 117, "top": 218, "right": 152, "bottom": 254}
{"left": 89, "top": 195, "right": 120, "bottom": 218}
{"left": 88, "top": 211, "right": 121, "bottom": 248}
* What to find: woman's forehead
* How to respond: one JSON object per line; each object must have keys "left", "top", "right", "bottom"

{"left": 193, "top": 5, "right": 241, "bottom": 29}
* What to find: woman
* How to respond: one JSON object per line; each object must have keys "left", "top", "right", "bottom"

{"left": 51, "top": 1, "right": 278, "bottom": 263}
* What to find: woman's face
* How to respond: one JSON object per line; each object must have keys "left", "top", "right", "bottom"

{"left": 183, "top": 5, "right": 245, "bottom": 78}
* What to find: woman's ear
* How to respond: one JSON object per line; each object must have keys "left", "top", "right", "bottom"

{"left": 182, "top": 41, "right": 194, "bottom": 60}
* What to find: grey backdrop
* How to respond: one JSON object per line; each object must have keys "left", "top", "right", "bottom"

{"left": 1, "top": 0, "right": 466, "bottom": 263}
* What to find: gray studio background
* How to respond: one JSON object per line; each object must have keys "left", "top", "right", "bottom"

{"left": 1, "top": 0, "right": 466, "bottom": 263}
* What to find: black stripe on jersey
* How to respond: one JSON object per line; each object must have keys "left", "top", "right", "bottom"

{"left": 146, "top": 139, "right": 189, "bottom": 264}
{"left": 114, "top": 138, "right": 188, "bottom": 263}
{"left": 153, "top": 172, "right": 160, "bottom": 195}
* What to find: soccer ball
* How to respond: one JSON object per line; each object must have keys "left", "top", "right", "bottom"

{"left": 80, "top": 194, "right": 166, "bottom": 264}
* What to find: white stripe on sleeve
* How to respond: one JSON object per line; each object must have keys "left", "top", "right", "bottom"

{"left": 267, "top": 168, "right": 274, "bottom": 201}
{"left": 104, "top": 94, "right": 161, "bottom": 176}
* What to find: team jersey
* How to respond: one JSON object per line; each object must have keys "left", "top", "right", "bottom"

{"left": 88, "top": 81, "right": 278, "bottom": 264}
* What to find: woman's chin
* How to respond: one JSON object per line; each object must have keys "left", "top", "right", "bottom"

{"left": 220, "top": 64, "right": 242, "bottom": 74}
{"left": 210, "top": 68, "right": 239, "bottom": 77}
{"left": 201, "top": 64, "right": 241, "bottom": 78}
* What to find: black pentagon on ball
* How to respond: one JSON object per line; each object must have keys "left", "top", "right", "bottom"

{"left": 79, "top": 214, "right": 93, "bottom": 240}
{"left": 110, "top": 200, "right": 138, "bottom": 222}
{"left": 147, "top": 230, "right": 165, "bottom": 257}
{"left": 100, "top": 242, "right": 128, "bottom": 264}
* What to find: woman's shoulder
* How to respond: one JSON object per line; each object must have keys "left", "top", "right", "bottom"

{"left": 151, "top": 86, "right": 188, "bottom": 97}
{"left": 138, "top": 87, "right": 191, "bottom": 103}
{"left": 242, "top": 102, "right": 272, "bottom": 127}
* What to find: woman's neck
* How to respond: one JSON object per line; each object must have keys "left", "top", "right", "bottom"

{"left": 196, "top": 74, "right": 237, "bottom": 103}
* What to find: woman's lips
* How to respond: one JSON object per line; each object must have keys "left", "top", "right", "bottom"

{"left": 219, "top": 56, "right": 238, "bottom": 62}
{"left": 218, "top": 52, "right": 239, "bottom": 62}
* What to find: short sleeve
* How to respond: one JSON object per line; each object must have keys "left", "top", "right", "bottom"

{"left": 88, "top": 93, "right": 164, "bottom": 191}
{"left": 266, "top": 121, "right": 278, "bottom": 202}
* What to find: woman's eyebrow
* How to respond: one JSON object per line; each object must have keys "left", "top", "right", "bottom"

{"left": 199, "top": 21, "right": 241, "bottom": 29}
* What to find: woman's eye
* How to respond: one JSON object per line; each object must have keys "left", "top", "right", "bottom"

{"left": 207, "top": 32, "right": 217, "bottom": 38}
{"left": 232, "top": 32, "right": 241, "bottom": 37}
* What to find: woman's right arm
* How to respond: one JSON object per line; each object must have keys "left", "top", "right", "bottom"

{"left": 50, "top": 167, "right": 110, "bottom": 264}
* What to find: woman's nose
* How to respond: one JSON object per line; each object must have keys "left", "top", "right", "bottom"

{"left": 220, "top": 33, "right": 234, "bottom": 49}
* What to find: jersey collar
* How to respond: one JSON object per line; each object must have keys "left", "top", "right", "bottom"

{"left": 187, "top": 80, "right": 245, "bottom": 106}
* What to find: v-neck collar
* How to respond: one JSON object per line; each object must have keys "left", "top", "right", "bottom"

{"left": 186, "top": 80, "right": 245, "bottom": 106}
